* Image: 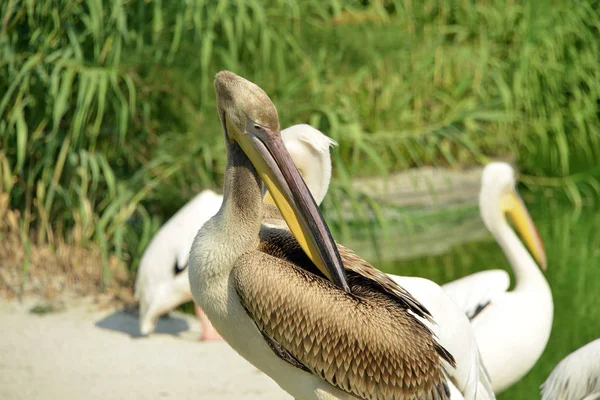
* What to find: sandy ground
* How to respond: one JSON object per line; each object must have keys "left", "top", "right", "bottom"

{"left": 0, "top": 298, "right": 291, "bottom": 400}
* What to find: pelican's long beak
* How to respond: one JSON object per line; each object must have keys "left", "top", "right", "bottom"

{"left": 263, "top": 177, "right": 302, "bottom": 206}
{"left": 263, "top": 187, "right": 276, "bottom": 206}
{"left": 226, "top": 115, "right": 350, "bottom": 292}
{"left": 503, "top": 189, "right": 547, "bottom": 270}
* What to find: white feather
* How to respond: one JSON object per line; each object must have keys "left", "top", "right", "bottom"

{"left": 443, "top": 270, "right": 510, "bottom": 320}
{"left": 281, "top": 124, "right": 337, "bottom": 206}
{"left": 390, "top": 275, "right": 496, "bottom": 400}
{"left": 541, "top": 339, "right": 600, "bottom": 400}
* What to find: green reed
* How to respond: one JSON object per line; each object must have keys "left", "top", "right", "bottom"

{"left": 1, "top": 0, "right": 599, "bottom": 284}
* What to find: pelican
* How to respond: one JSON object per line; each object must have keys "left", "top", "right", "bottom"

{"left": 189, "top": 71, "right": 495, "bottom": 400}
{"left": 134, "top": 124, "right": 337, "bottom": 339}
{"left": 442, "top": 162, "right": 553, "bottom": 393}
{"left": 540, "top": 338, "right": 600, "bottom": 400}
{"left": 134, "top": 189, "right": 222, "bottom": 338}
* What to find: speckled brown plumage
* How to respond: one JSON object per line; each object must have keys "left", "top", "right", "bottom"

{"left": 262, "top": 202, "right": 284, "bottom": 220}
{"left": 233, "top": 226, "right": 454, "bottom": 400}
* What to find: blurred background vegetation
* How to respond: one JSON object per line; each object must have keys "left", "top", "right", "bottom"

{"left": 1, "top": 0, "right": 599, "bottom": 397}
{"left": 2, "top": 0, "right": 599, "bottom": 279}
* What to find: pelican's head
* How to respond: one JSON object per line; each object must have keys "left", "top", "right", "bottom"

{"left": 137, "top": 278, "right": 189, "bottom": 336}
{"left": 480, "top": 162, "right": 547, "bottom": 270}
{"left": 270, "top": 124, "right": 337, "bottom": 206}
{"left": 215, "top": 70, "right": 280, "bottom": 143}
{"left": 135, "top": 251, "right": 192, "bottom": 336}
{"left": 214, "top": 71, "right": 349, "bottom": 291}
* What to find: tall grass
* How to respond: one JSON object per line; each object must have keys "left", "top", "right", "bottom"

{"left": 1, "top": 0, "right": 599, "bottom": 283}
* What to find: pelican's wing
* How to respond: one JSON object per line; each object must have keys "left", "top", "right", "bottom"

{"left": 583, "top": 394, "right": 600, "bottom": 400}
{"left": 442, "top": 270, "right": 510, "bottom": 320}
{"left": 389, "top": 275, "right": 496, "bottom": 400}
{"left": 174, "top": 191, "right": 224, "bottom": 272}
{"left": 541, "top": 339, "right": 600, "bottom": 400}
{"left": 232, "top": 226, "right": 453, "bottom": 400}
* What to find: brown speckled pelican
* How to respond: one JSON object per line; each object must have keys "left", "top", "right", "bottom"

{"left": 189, "top": 71, "right": 469, "bottom": 400}
{"left": 134, "top": 124, "right": 337, "bottom": 341}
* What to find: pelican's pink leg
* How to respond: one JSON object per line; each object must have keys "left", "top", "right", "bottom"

{"left": 194, "top": 303, "right": 223, "bottom": 341}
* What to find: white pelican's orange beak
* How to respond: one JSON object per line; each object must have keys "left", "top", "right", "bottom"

{"left": 502, "top": 190, "right": 547, "bottom": 270}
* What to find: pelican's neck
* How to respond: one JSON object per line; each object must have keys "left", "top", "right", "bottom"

{"left": 193, "top": 140, "right": 263, "bottom": 277}
{"left": 220, "top": 139, "right": 263, "bottom": 242}
{"left": 491, "top": 217, "right": 545, "bottom": 292}
{"left": 222, "top": 140, "right": 263, "bottom": 224}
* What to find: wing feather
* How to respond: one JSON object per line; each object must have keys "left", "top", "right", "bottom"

{"left": 232, "top": 226, "right": 453, "bottom": 400}
{"left": 442, "top": 270, "right": 510, "bottom": 321}
{"left": 541, "top": 339, "right": 600, "bottom": 400}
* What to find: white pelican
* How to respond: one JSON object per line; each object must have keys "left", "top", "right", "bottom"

{"left": 442, "top": 162, "right": 553, "bottom": 393}
{"left": 134, "top": 124, "right": 337, "bottom": 338}
{"left": 189, "top": 71, "right": 495, "bottom": 400}
{"left": 540, "top": 338, "right": 600, "bottom": 400}
{"left": 134, "top": 190, "right": 222, "bottom": 338}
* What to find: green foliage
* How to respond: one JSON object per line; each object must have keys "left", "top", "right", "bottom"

{"left": 1, "top": 0, "right": 599, "bottom": 283}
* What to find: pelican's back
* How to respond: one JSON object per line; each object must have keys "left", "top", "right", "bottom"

{"left": 541, "top": 339, "right": 600, "bottom": 400}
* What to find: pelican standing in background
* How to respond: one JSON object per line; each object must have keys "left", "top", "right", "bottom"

{"left": 135, "top": 189, "right": 222, "bottom": 339}
{"left": 540, "top": 338, "right": 600, "bottom": 400}
{"left": 134, "top": 124, "right": 337, "bottom": 339}
{"left": 442, "top": 162, "right": 553, "bottom": 393}
{"left": 189, "top": 71, "right": 495, "bottom": 400}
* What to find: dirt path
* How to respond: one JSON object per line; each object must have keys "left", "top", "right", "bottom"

{"left": 0, "top": 298, "right": 291, "bottom": 400}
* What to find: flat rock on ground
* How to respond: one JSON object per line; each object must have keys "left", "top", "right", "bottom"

{"left": 351, "top": 166, "right": 484, "bottom": 208}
